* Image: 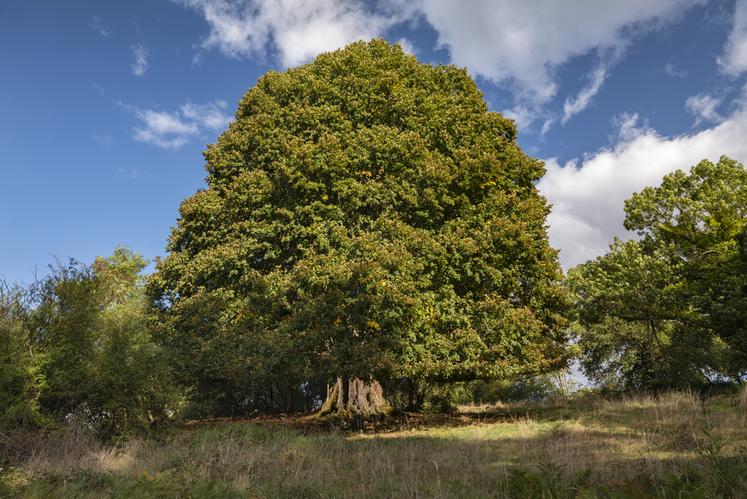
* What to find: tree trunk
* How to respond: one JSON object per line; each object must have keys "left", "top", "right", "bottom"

{"left": 319, "top": 377, "right": 389, "bottom": 417}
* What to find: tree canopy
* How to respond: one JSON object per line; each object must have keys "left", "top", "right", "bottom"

{"left": 148, "top": 40, "right": 568, "bottom": 415}
{"left": 569, "top": 156, "right": 747, "bottom": 390}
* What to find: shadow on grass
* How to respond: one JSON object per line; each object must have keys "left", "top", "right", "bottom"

{"left": 6, "top": 401, "right": 747, "bottom": 498}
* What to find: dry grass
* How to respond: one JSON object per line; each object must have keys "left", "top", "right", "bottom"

{"left": 4, "top": 390, "right": 747, "bottom": 497}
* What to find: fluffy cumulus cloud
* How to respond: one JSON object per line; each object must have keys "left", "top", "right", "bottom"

{"left": 174, "top": 0, "right": 703, "bottom": 117}
{"left": 417, "top": 0, "right": 704, "bottom": 103}
{"left": 395, "top": 37, "right": 418, "bottom": 56}
{"left": 129, "top": 101, "right": 232, "bottom": 150}
{"left": 173, "top": 0, "right": 414, "bottom": 67}
{"left": 719, "top": 0, "right": 747, "bottom": 75}
{"left": 538, "top": 88, "right": 747, "bottom": 269}
{"left": 686, "top": 93, "right": 724, "bottom": 125}
{"left": 501, "top": 104, "right": 542, "bottom": 132}
{"left": 180, "top": 101, "right": 233, "bottom": 130}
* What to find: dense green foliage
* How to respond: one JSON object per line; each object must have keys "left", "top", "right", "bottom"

{"left": 0, "top": 285, "right": 41, "bottom": 430}
{"left": 569, "top": 156, "right": 747, "bottom": 390}
{"left": 148, "top": 40, "right": 568, "bottom": 415}
{"left": 0, "top": 249, "right": 173, "bottom": 437}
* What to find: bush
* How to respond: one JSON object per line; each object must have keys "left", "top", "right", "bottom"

{"left": 0, "top": 284, "right": 43, "bottom": 433}
{"left": 2, "top": 248, "right": 176, "bottom": 438}
{"left": 421, "top": 384, "right": 460, "bottom": 413}
{"left": 460, "top": 376, "right": 559, "bottom": 405}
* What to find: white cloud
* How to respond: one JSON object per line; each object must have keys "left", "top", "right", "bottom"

{"left": 540, "top": 118, "right": 555, "bottom": 137}
{"left": 719, "top": 0, "right": 747, "bottom": 75}
{"left": 611, "top": 112, "right": 651, "bottom": 142}
{"left": 128, "top": 101, "right": 232, "bottom": 150}
{"left": 539, "top": 90, "right": 747, "bottom": 270}
{"left": 89, "top": 16, "right": 111, "bottom": 37}
{"left": 92, "top": 133, "right": 113, "bottom": 147}
{"left": 562, "top": 65, "right": 609, "bottom": 124}
{"left": 173, "top": 0, "right": 413, "bottom": 68}
{"left": 174, "top": 0, "right": 701, "bottom": 109}
{"left": 396, "top": 37, "right": 418, "bottom": 56}
{"left": 180, "top": 101, "right": 232, "bottom": 130}
{"left": 117, "top": 167, "right": 142, "bottom": 179}
{"left": 686, "top": 93, "right": 724, "bottom": 125}
{"left": 131, "top": 43, "right": 149, "bottom": 77}
{"left": 502, "top": 104, "right": 542, "bottom": 131}
{"left": 417, "top": 0, "right": 703, "bottom": 103}
{"left": 133, "top": 110, "right": 197, "bottom": 150}
{"left": 663, "top": 62, "right": 688, "bottom": 77}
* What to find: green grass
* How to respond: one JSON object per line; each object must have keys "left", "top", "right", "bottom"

{"left": 3, "top": 390, "right": 747, "bottom": 498}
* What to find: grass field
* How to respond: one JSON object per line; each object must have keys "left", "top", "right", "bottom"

{"left": 3, "top": 390, "right": 747, "bottom": 498}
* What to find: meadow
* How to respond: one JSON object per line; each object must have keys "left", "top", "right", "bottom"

{"left": 3, "top": 389, "right": 746, "bottom": 498}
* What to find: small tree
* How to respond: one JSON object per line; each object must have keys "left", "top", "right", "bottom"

{"left": 570, "top": 156, "right": 747, "bottom": 390}
{"left": 23, "top": 249, "right": 174, "bottom": 435}
{"left": 90, "top": 248, "right": 175, "bottom": 434}
{"left": 149, "top": 40, "right": 568, "bottom": 416}
{"left": 0, "top": 283, "right": 42, "bottom": 432}
{"left": 29, "top": 260, "right": 100, "bottom": 417}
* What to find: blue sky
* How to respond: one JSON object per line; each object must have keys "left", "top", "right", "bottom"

{"left": 2, "top": 0, "right": 747, "bottom": 283}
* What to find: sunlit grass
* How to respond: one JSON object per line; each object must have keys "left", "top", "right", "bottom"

{"left": 4, "top": 390, "right": 747, "bottom": 497}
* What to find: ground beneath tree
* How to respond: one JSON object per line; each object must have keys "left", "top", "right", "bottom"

{"left": 182, "top": 399, "right": 553, "bottom": 433}
{"left": 184, "top": 410, "right": 511, "bottom": 433}
{"left": 5, "top": 392, "right": 746, "bottom": 498}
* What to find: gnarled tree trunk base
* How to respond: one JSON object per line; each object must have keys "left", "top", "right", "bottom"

{"left": 319, "top": 377, "right": 390, "bottom": 419}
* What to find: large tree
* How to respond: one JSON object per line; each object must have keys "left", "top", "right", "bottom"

{"left": 148, "top": 40, "right": 568, "bottom": 416}
{"left": 569, "top": 156, "right": 747, "bottom": 390}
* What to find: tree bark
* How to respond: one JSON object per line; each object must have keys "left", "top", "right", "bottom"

{"left": 319, "top": 377, "right": 389, "bottom": 417}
